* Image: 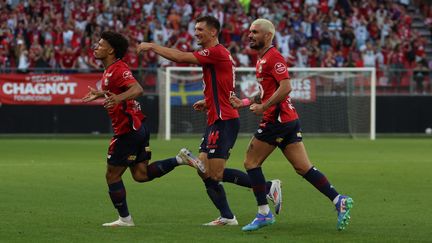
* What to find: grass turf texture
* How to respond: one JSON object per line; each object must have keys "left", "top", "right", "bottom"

{"left": 0, "top": 137, "right": 431, "bottom": 242}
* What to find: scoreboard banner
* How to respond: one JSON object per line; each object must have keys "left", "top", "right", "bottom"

{"left": 0, "top": 73, "right": 104, "bottom": 105}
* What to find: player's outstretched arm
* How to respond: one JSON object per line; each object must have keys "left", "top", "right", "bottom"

{"left": 250, "top": 79, "right": 291, "bottom": 115}
{"left": 104, "top": 82, "right": 143, "bottom": 109}
{"left": 137, "top": 42, "right": 200, "bottom": 64}
{"left": 82, "top": 86, "right": 106, "bottom": 102}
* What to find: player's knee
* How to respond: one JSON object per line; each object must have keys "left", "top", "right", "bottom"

{"left": 132, "top": 172, "right": 149, "bottom": 182}
{"left": 243, "top": 160, "right": 257, "bottom": 170}
{"left": 105, "top": 172, "right": 120, "bottom": 184}
{"left": 293, "top": 164, "right": 310, "bottom": 176}
{"left": 208, "top": 170, "right": 224, "bottom": 181}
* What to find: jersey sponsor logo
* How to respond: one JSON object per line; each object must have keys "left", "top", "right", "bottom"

{"left": 198, "top": 49, "right": 210, "bottom": 56}
{"left": 274, "top": 62, "right": 287, "bottom": 74}
{"left": 122, "top": 71, "right": 133, "bottom": 80}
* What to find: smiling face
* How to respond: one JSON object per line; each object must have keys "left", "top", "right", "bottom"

{"left": 248, "top": 24, "right": 267, "bottom": 50}
{"left": 93, "top": 39, "right": 113, "bottom": 60}
{"left": 194, "top": 21, "right": 216, "bottom": 47}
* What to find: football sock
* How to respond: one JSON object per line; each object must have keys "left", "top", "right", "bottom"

{"left": 247, "top": 167, "right": 268, "bottom": 206}
{"left": 303, "top": 166, "right": 339, "bottom": 201}
{"left": 108, "top": 180, "right": 129, "bottom": 217}
{"left": 203, "top": 178, "right": 234, "bottom": 219}
{"left": 223, "top": 168, "right": 272, "bottom": 194}
{"left": 258, "top": 204, "right": 270, "bottom": 215}
{"left": 147, "top": 158, "right": 178, "bottom": 181}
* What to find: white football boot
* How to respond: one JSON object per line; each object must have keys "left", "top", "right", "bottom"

{"left": 102, "top": 216, "right": 135, "bottom": 227}
{"left": 177, "top": 148, "right": 206, "bottom": 173}
{"left": 266, "top": 179, "right": 283, "bottom": 215}
{"left": 203, "top": 216, "right": 238, "bottom": 226}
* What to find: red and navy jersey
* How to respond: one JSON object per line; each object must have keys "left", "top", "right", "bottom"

{"left": 101, "top": 59, "right": 145, "bottom": 136}
{"left": 193, "top": 44, "right": 239, "bottom": 125}
{"left": 256, "top": 47, "right": 298, "bottom": 123}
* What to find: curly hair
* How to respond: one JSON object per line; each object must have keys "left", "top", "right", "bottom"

{"left": 100, "top": 31, "right": 129, "bottom": 59}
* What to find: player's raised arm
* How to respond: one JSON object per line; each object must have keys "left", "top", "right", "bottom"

{"left": 137, "top": 42, "right": 200, "bottom": 65}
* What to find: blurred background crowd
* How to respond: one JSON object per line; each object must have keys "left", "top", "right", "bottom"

{"left": 0, "top": 0, "right": 431, "bottom": 92}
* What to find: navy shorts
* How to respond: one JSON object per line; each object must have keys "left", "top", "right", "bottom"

{"left": 254, "top": 119, "right": 303, "bottom": 149}
{"left": 107, "top": 123, "right": 152, "bottom": 166}
{"left": 199, "top": 118, "right": 240, "bottom": 159}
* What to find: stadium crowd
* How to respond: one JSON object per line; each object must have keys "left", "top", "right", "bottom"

{"left": 0, "top": 0, "right": 430, "bottom": 91}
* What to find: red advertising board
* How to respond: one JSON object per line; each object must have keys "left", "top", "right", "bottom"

{"left": 289, "top": 77, "right": 316, "bottom": 102}
{"left": 0, "top": 73, "right": 104, "bottom": 105}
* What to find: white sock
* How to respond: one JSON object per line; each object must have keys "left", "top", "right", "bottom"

{"left": 175, "top": 156, "right": 182, "bottom": 164}
{"left": 333, "top": 194, "right": 341, "bottom": 205}
{"left": 120, "top": 215, "right": 132, "bottom": 222}
{"left": 258, "top": 205, "right": 270, "bottom": 215}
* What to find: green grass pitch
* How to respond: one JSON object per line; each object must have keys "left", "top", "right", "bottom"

{"left": 0, "top": 137, "right": 431, "bottom": 242}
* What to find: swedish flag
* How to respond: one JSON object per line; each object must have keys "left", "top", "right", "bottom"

{"left": 171, "top": 82, "right": 203, "bottom": 105}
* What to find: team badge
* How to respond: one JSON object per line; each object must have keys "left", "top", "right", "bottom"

{"left": 198, "top": 49, "right": 210, "bottom": 56}
{"left": 274, "top": 62, "right": 287, "bottom": 74}
{"left": 122, "top": 71, "right": 133, "bottom": 80}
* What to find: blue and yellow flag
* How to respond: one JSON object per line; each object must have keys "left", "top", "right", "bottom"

{"left": 171, "top": 82, "right": 203, "bottom": 106}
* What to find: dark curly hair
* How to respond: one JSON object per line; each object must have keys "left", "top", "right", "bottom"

{"left": 100, "top": 31, "right": 129, "bottom": 59}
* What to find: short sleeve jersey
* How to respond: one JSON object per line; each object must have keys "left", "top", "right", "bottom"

{"left": 256, "top": 47, "right": 298, "bottom": 123}
{"left": 192, "top": 44, "right": 239, "bottom": 125}
{"left": 102, "top": 60, "right": 145, "bottom": 135}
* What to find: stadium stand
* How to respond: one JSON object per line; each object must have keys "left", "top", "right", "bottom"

{"left": 0, "top": 0, "right": 430, "bottom": 93}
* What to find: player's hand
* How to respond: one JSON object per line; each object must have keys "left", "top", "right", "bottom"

{"left": 193, "top": 99, "right": 207, "bottom": 112}
{"left": 250, "top": 103, "right": 265, "bottom": 115}
{"left": 229, "top": 95, "right": 243, "bottom": 109}
{"left": 82, "top": 86, "right": 105, "bottom": 103}
{"left": 103, "top": 92, "right": 120, "bottom": 109}
{"left": 136, "top": 42, "right": 152, "bottom": 54}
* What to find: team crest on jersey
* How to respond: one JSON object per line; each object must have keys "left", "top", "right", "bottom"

{"left": 274, "top": 62, "right": 287, "bottom": 74}
{"left": 198, "top": 49, "right": 210, "bottom": 56}
{"left": 122, "top": 71, "right": 133, "bottom": 80}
